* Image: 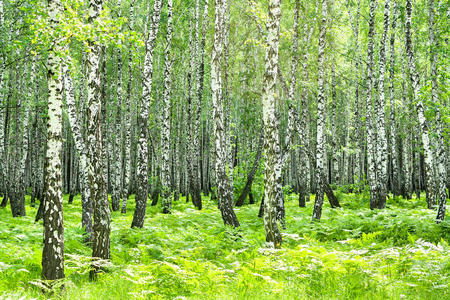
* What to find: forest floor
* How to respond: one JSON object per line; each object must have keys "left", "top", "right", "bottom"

{"left": 0, "top": 192, "right": 449, "bottom": 299}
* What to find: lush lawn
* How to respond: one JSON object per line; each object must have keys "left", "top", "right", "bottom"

{"left": 0, "top": 192, "right": 449, "bottom": 299}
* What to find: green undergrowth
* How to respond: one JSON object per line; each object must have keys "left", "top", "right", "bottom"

{"left": 0, "top": 192, "right": 449, "bottom": 299}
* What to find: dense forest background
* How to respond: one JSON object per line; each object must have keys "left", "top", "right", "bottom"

{"left": 0, "top": 0, "right": 448, "bottom": 298}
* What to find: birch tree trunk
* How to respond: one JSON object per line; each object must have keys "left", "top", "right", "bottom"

{"left": 63, "top": 59, "right": 93, "bottom": 236}
{"left": 199, "top": 0, "right": 209, "bottom": 196}
{"left": 86, "top": 0, "right": 111, "bottom": 272}
{"left": 389, "top": 1, "right": 399, "bottom": 196}
{"left": 211, "top": 0, "right": 240, "bottom": 228}
{"left": 121, "top": 2, "right": 134, "bottom": 214}
{"left": 297, "top": 2, "right": 316, "bottom": 207}
{"left": 374, "top": 0, "right": 390, "bottom": 209}
{"left": 161, "top": 0, "right": 174, "bottom": 214}
{"left": 405, "top": 0, "right": 436, "bottom": 209}
{"left": 312, "top": 0, "right": 328, "bottom": 220}
{"left": 111, "top": 0, "right": 123, "bottom": 212}
{"left": 365, "top": 0, "right": 378, "bottom": 210}
{"left": 131, "top": 0, "right": 162, "bottom": 228}
{"left": 188, "top": 0, "right": 202, "bottom": 210}
{"left": 429, "top": 0, "right": 447, "bottom": 222}
{"left": 42, "top": 0, "right": 64, "bottom": 281}
{"left": 261, "top": 0, "right": 282, "bottom": 246}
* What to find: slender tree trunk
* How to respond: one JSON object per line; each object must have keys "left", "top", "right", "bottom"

{"left": 405, "top": 0, "right": 436, "bottom": 209}
{"left": 389, "top": 1, "right": 399, "bottom": 196}
{"left": 111, "top": 0, "right": 123, "bottom": 212}
{"left": 121, "top": 2, "right": 134, "bottom": 214}
{"left": 297, "top": 2, "right": 316, "bottom": 207}
{"left": 63, "top": 59, "right": 93, "bottom": 236}
{"left": 131, "top": 0, "right": 162, "bottom": 228}
{"left": 374, "top": 0, "right": 390, "bottom": 209}
{"left": 364, "top": 0, "right": 378, "bottom": 210}
{"left": 41, "top": 0, "right": 64, "bottom": 281}
{"left": 312, "top": 0, "right": 328, "bottom": 220}
{"left": 429, "top": 0, "right": 447, "bottom": 222}
{"left": 86, "top": 0, "right": 111, "bottom": 275}
{"left": 188, "top": 0, "right": 202, "bottom": 210}
{"left": 161, "top": 0, "right": 174, "bottom": 214}
{"left": 211, "top": 0, "right": 239, "bottom": 228}
{"left": 261, "top": 0, "right": 283, "bottom": 246}
{"left": 198, "top": 0, "right": 209, "bottom": 195}
{"left": 236, "top": 127, "right": 263, "bottom": 206}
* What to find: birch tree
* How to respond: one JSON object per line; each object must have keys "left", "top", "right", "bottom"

{"left": 131, "top": 0, "right": 162, "bottom": 228}
{"left": 161, "top": 0, "right": 174, "bottom": 214}
{"left": 405, "top": 0, "right": 436, "bottom": 209}
{"left": 428, "top": 0, "right": 447, "bottom": 222}
{"left": 374, "top": 0, "right": 390, "bottom": 209}
{"left": 312, "top": 0, "right": 328, "bottom": 220}
{"left": 86, "top": 0, "right": 111, "bottom": 272}
{"left": 211, "top": 0, "right": 240, "bottom": 228}
{"left": 261, "top": 0, "right": 282, "bottom": 246}
{"left": 63, "top": 58, "right": 93, "bottom": 236}
{"left": 41, "top": 0, "right": 64, "bottom": 281}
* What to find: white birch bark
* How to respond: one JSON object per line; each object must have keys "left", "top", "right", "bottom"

{"left": 365, "top": 0, "right": 378, "bottom": 210}
{"left": 389, "top": 1, "right": 399, "bottom": 196}
{"left": 405, "top": 0, "right": 436, "bottom": 209}
{"left": 111, "top": 0, "right": 123, "bottom": 212}
{"left": 374, "top": 0, "right": 390, "bottom": 208}
{"left": 211, "top": 0, "right": 240, "bottom": 228}
{"left": 312, "top": 0, "right": 328, "bottom": 220}
{"left": 121, "top": 2, "right": 134, "bottom": 214}
{"left": 63, "top": 58, "right": 93, "bottom": 235}
{"left": 161, "top": 0, "right": 174, "bottom": 214}
{"left": 131, "top": 0, "right": 162, "bottom": 228}
{"left": 86, "top": 0, "right": 111, "bottom": 264}
{"left": 429, "top": 0, "right": 447, "bottom": 222}
{"left": 261, "top": 0, "right": 282, "bottom": 246}
{"left": 42, "top": 0, "right": 64, "bottom": 280}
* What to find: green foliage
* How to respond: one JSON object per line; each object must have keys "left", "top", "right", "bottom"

{"left": 0, "top": 193, "right": 448, "bottom": 299}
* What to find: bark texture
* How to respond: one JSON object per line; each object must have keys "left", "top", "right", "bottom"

{"left": 261, "top": 0, "right": 283, "bottom": 247}
{"left": 211, "top": 0, "right": 240, "bottom": 228}
{"left": 132, "top": 0, "right": 162, "bottom": 228}
{"left": 42, "top": 0, "right": 65, "bottom": 281}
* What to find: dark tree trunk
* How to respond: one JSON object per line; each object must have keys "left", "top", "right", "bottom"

{"left": 68, "top": 193, "right": 74, "bottom": 204}
{"left": 321, "top": 173, "right": 340, "bottom": 208}
{"left": 236, "top": 129, "right": 263, "bottom": 207}
{"left": 249, "top": 191, "right": 254, "bottom": 204}
{"left": 258, "top": 193, "right": 264, "bottom": 218}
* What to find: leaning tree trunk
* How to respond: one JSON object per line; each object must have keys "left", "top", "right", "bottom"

{"left": 211, "top": 0, "right": 239, "bottom": 228}
{"left": 161, "top": 0, "right": 174, "bottom": 214}
{"left": 312, "top": 0, "right": 328, "bottom": 221}
{"left": 261, "top": 0, "right": 283, "bottom": 247}
{"left": 41, "top": 0, "right": 65, "bottom": 281}
{"left": 236, "top": 127, "right": 263, "bottom": 207}
{"left": 405, "top": 0, "right": 436, "bottom": 210}
{"left": 86, "top": 0, "right": 111, "bottom": 276}
{"left": 131, "top": 0, "right": 162, "bottom": 228}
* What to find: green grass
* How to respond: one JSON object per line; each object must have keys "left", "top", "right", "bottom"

{"left": 0, "top": 192, "right": 449, "bottom": 299}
